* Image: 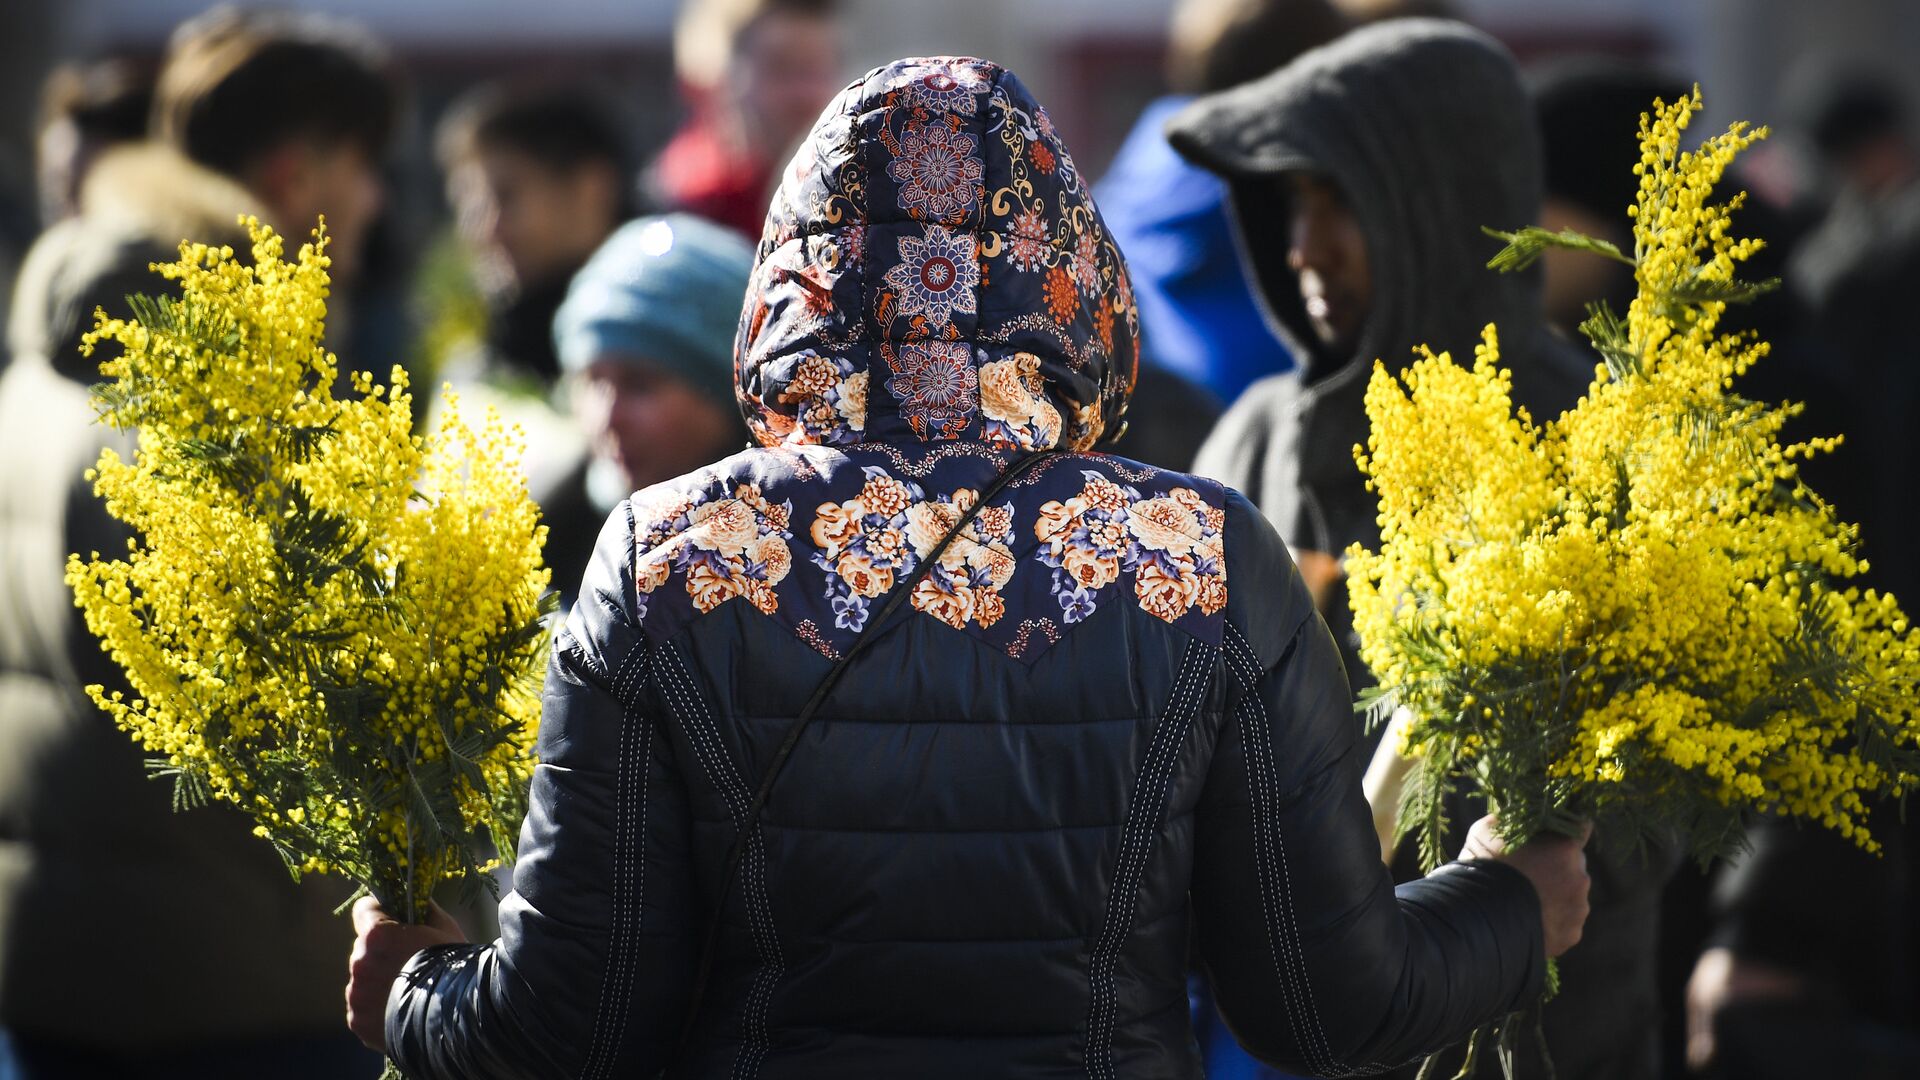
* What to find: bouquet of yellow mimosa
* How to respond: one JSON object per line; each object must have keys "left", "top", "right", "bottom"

{"left": 66, "top": 218, "right": 552, "bottom": 923}
{"left": 1351, "top": 86, "right": 1920, "bottom": 878}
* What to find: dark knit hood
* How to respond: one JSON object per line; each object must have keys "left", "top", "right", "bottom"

{"left": 734, "top": 57, "right": 1139, "bottom": 452}
{"left": 1170, "top": 19, "right": 1588, "bottom": 557}
{"left": 1167, "top": 17, "right": 1547, "bottom": 387}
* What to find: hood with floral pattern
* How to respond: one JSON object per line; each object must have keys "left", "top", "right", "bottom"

{"left": 734, "top": 57, "right": 1139, "bottom": 454}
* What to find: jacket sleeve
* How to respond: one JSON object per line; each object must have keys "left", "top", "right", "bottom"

{"left": 1191, "top": 491, "right": 1544, "bottom": 1076}
{"left": 386, "top": 500, "right": 700, "bottom": 1078}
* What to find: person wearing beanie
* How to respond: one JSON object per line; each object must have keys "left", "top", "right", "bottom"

{"left": 536, "top": 213, "right": 755, "bottom": 606}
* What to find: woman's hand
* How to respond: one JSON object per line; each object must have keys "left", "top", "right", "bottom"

{"left": 1460, "top": 814, "right": 1593, "bottom": 958}
{"left": 345, "top": 896, "right": 468, "bottom": 1051}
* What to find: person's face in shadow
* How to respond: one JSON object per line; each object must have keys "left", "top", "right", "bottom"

{"left": 1285, "top": 171, "right": 1371, "bottom": 354}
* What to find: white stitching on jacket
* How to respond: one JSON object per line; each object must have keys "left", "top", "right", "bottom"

{"left": 656, "top": 643, "right": 786, "bottom": 1080}
{"left": 607, "top": 647, "right": 653, "bottom": 1075}
{"left": 1224, "top": 624, "right": 1383, "bottom": 1078}
{"left": 582, "top": 639, "right": 651, "bottom": 1078}
{"left": 1220, "top": 630, "right": 1318, "bottom": 1071}
{"left": 1083, "top": 639, "right": 1214, "bottom": 1080}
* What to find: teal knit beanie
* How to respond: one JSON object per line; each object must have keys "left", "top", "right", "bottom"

{"left": 552, "top": 213, "right": 755, "bottom": 405}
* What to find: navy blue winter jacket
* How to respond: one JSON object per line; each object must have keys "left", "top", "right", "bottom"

{"left": 385, "top": 57, "right": 1544, "bottom": 1079}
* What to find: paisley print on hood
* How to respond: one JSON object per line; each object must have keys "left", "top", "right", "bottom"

{"left": 736, "top": 56, "right": 1140, "bottom": 456}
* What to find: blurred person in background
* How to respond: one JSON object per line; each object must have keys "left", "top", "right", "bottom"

{"left": 1683, "top": 808, "right": 1920, "bottom": 1079}
{"left": 1169, "top": 21, "right": 1666, "bottom": 1079}
{"left": 1528, "top": 58, "right": 1689, "bottom": 338}
{"left": 427, "top": 79, "right": 641, "bottom": 521}
{"left": 33, "top": 54, "right": 154, "bottom": 228}
{"left": 0, "top": 54, "right": 151, "bottom": 371}
{"left": 1783, "top": 65, "right": 1920, "bottom": 606}
{"left": 154, "top": 7, "right": 393, "bottom": 288}
{"left": 0, "top": 8, "right": 396, "bottom": 1077}
{"left": 1094, "top": 0, "right": 1347, "bottom": 474}
{"left": 1100, "top": 0, "right": 1346, "bottom": 404}
{"left": 649, "top": 0, "right": 844, "bottom": 239}
{"left": 540, "top": 213, "right": 753, "bottom": 608}
{"left": 434, "top": 80, "right": 638, "bottom": 387}
{"left": 1680, "top": 61, "right": 1920, "bottom": 1080}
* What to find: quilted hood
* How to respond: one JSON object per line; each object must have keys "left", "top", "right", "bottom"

{"left": 734, "top": 57, "right": 1140, "bottom": 453}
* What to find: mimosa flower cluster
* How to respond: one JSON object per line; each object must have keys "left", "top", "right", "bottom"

{"left": 1348, "top": 91, "right": 1920, "bottom": 869}
{"left": 65, "top": 219, "right": 552, "bottom": 919}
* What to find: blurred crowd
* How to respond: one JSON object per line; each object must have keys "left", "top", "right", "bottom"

{"left": 0, "top": 0, "right": 1916, "bottom": 1077}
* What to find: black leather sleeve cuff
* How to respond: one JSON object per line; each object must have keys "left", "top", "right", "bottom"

{"left": 1423, "top": 858, "right": 1549, "bottom": 1009}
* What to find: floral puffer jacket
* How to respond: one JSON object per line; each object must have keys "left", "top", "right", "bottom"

{"left": 386, "top": 57, "right": 1544, "bottom": 1079}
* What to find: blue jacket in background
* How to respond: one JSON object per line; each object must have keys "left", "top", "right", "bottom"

{"left": 1096, "top": 97, "right": 1293, "bottom": 408}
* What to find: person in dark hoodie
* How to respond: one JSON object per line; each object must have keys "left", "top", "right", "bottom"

{"left": 1093, "top": 0, "right": 1348, "bottom": 475}
{"left": 1170, "top": 18, "right": 1590, "bottom": 620}
{"left": 344, "top": 55, "right": 1591, "bottom": 1079}
{"left": 1168, "top": 20, "right": 1663, "bottom": 1080}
